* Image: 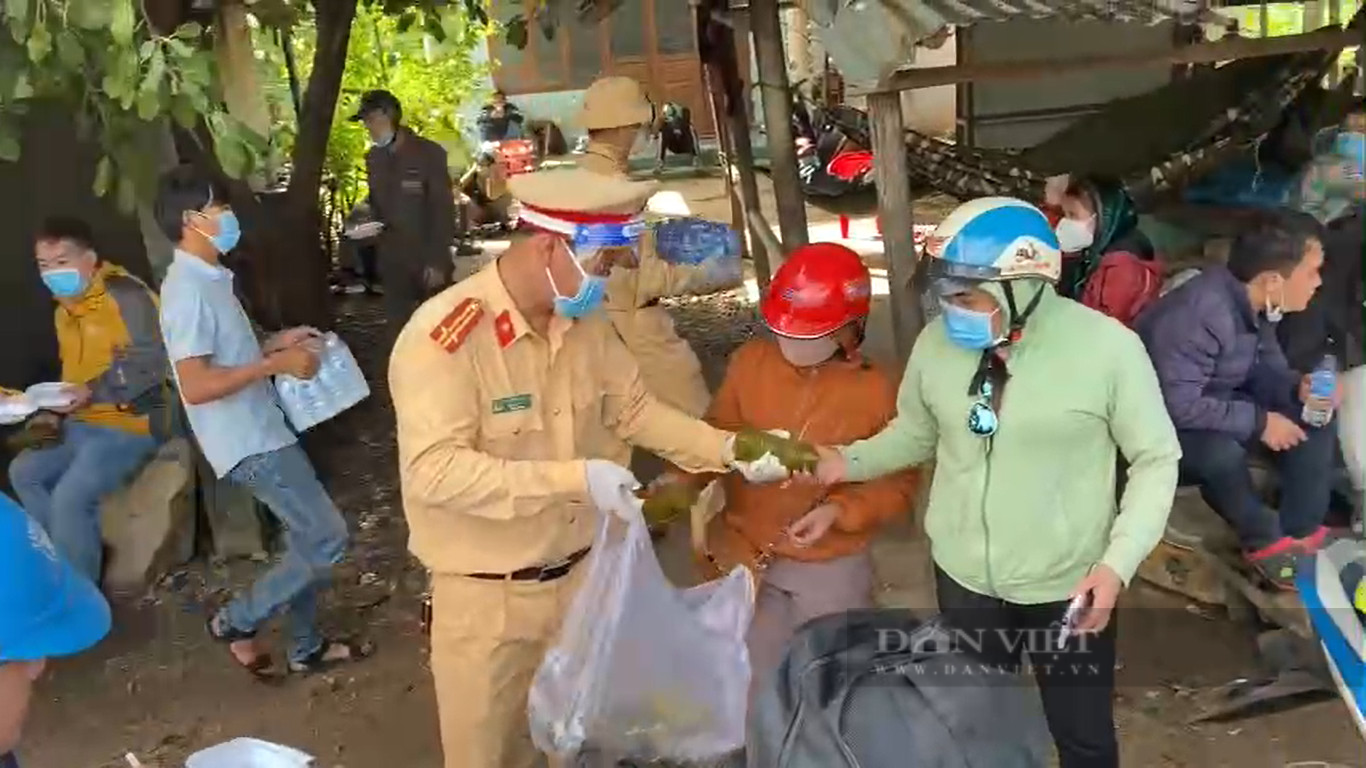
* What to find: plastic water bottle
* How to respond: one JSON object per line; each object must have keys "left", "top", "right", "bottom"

{"left": 653, "top": 217, "right": 741, "bottom": 266}
{"left": 1301, "top": 354, "right": 1338, "bottom": 427}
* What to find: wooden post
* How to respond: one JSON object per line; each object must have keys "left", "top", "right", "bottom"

{"left": 694, "top": 0, "right": 748, "bottom": 264}
{"left": 749, "top": 0, "right": 809, "bottom": 250}
{"left": 703, "top": 1, "right": 773, "bottom": 286}
{"left": 868, "top": 91, "right": 921, "bottom": 362}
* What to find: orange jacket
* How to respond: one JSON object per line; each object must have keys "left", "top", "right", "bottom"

{"left": 705, "top": 339, "right": 919, "bottom": 562}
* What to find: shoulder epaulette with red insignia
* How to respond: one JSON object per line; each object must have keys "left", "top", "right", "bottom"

{"left": 429, "top": 298, "right": 484, "bottom": 354}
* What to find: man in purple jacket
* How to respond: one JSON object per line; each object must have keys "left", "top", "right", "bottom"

{"left": 1137, "top": 210, "right": 1337, "bottom": 589}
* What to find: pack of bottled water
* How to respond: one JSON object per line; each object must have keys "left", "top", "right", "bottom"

{"left": 274, "top": 333, "right": 370, "bottom": 433}
{"left": 653, "top": 217, "right": 741, "bottom": 266}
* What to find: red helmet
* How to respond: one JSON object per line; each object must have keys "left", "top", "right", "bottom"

{"left": 761, "top": 242, "right": 871, "bottom": 338}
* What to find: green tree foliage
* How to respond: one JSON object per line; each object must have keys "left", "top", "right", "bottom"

{"left": 0, "top": 0, "right": 266, "bottom": 213}
{"left": 253, "top": 3, "right": 491, "bottom": 215}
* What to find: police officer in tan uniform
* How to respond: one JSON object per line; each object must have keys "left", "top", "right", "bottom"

{"left": 577, "top": 77, "right": 742, "bottom": 478}
{"left": 389, "top": 165, "right": 787, "bottom": 768}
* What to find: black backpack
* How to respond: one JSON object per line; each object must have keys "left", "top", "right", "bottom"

{"left": 747, "top": 610, "right": 1051, "bottom": 768}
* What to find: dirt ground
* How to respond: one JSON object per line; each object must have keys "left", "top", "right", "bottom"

{"left": 19, "top": 171, "right": 1365, "bottom": 768}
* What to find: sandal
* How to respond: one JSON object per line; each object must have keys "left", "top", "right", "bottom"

{"left": 206, "top": 613, "right": 285, "bottom": 685}
{"left": 288, "top": 638, "right": 374, "bottom": 675}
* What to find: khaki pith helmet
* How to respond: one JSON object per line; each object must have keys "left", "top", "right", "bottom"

{"left": 509, "top": 167, "right": 658, "bottom": 215}
{"left": 576, "top": 76, "right": 654, "bottom": 131}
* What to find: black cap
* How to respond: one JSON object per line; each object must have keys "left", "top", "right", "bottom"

{"left": 349, "top": 89, "right": 402, "bottom": 122}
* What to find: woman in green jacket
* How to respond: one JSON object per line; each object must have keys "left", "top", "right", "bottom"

{"left": 815, "top": 197, "right": 1181, "bottom": 768}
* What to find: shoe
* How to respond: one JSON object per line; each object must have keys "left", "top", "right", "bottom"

{"left": 1246, "top": 537, "right": 1303, "bottom": 590}
{"left": 1295, "top": 525, "right": 1353, "bottom": 553}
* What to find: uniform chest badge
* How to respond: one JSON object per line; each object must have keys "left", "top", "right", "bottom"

{"left": 429, "top": 298, "right": 484, "bottom": 354}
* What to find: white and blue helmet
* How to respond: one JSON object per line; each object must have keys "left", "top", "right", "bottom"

{"left": 924, "top": 197, "right": 1062, "bottom": 290}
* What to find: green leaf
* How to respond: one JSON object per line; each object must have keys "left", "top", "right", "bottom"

{"left": 135, "top": 88, "right": 160, "bottom": 120}
{"left": 3, "top": 0, "right": 29, "bottom": 25}
{"left": 215, "top": 136, "right": 247, "bottom": 179}
{"left": 0, "top": 119, "right": 20, "bottom": 163}
{"left": 94, "top": 156, "right": 113, "bottom": 197}
{"left": 115, "top": 175, "right": 137, "bottom": 215}
{"left": 55, "top": 32, "right": 84, "bottom": 69}
{"left": 110, "top": 1, "right": 136, "bottom": 46}
{"left": 177, "top": 21, "right": 203, "bottom": 38}
{"left": 11, "top": 72, "right": 32, "bottom": 100}
{"left": 68, "top": 1, "right": 112, "bottom": 30}
{"left": 26, "top": 24, "right": 50, "bottom": 63}
{"left": 141, "top": 49, "right": 166, "bottom": 94}
{"left": 170, "top": 96, "right": 198, "bottom": 129}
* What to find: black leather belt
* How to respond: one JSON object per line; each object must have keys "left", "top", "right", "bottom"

{"left": 465, "top": 546, "right": 591, "bottom": 582}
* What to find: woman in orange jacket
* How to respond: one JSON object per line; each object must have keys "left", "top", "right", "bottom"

{"left": 656, "top": 242, "right": 920, "bottom": 692}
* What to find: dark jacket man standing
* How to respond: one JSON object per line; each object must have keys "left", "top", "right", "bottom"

{"left": 352, "top": 90, "right": 456, "bottom": 343}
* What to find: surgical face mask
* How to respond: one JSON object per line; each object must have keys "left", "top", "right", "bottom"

{"left": 40, "top": 268, "right": 86, "bottom": 299}
{"left": 190, "top": 209, "right": 241, "bottom": 254}
{"left": 1333, "top": 131, "right": 1365, "bottom": 181}
{"left": 372, "top": 131, "right": 395, "bottom": 149}
{"left": 776, "top": 335, "right": 840, "bottom": 367}
{"left": 208, "top": 211, "right": 241, "bottom": 253}
{"left": 940, "top": 300, "right": 1001, "bottom": 350}
{"left": 1264, "top": 278, "right": 1286, "bottom": 324}
{"left": 547, "top": 257, "right": 607, "bottom": 319}
{"left": 1055, "top": 216, "right": 1095, "bottom": 253}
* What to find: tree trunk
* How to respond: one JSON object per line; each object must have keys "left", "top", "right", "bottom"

{"left": 266, "top": 0, "right": 358, "bottom": 329}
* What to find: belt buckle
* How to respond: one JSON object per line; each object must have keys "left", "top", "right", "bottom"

{"left": 536, "top": 556, "right": 572, "bottom": 581}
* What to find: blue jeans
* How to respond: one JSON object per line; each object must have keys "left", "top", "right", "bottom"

{"left": 8, "top": 421, "right": 158, "bottom": 582}
{"left": 221, "top": 443, "right": 349, "bottom": 664}
{"left": 1177, "top": 415, "right": 1339, "bottom": 551}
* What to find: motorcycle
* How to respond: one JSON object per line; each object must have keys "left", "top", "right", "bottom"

{"left": 790, "top": 87, "right": 875, "bottom": 199}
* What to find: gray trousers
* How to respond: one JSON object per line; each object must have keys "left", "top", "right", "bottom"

{"left": 747, "top": 551, "right": 875, "bottom": 698}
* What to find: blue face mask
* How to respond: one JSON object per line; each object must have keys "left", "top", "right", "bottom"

{"left": 41, "top": 268, "right": 87, "bottom": 299}
{"left": 208, "top": 211, "right": 241, "bottom": 254}
{"left": 1333, "top": 131, "right": 1364, "bottom": 176}
{"left": 941, "top": 301, "right": 1001, "bottom": 350}
{"left": 549, "top": 259, "right": 608, "bottom": 319}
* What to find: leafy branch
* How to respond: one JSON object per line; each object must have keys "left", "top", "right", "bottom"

{"left": 0, "top": 0, "right": 267, "bottom": 213}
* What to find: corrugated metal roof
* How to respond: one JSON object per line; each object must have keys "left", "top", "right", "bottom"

{"left": 800, "top": 0, "right": 1184, "bottom": 85}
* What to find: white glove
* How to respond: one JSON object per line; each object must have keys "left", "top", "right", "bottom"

{"left": 584, "top": 459, "right": 642, "bottom": 522}
{"left": 728, "top": 429, "right": 795, "bottom": 484}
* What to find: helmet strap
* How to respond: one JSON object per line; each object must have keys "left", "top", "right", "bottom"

{"left": 967, "top": 281, "right": 1045, "bottom": 398}
{"left": 836, "top": 320, "right": 869, "bottom": 368}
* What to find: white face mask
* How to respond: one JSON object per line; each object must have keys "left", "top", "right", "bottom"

{"left": 776, "top": 335, "right": 840, "bottom": 367}
{"left": 1055, "top": 216, "right": 1096, "bottom": 253}
{"left": 1264, "top": 278, "right": 1286, "bottom": 323}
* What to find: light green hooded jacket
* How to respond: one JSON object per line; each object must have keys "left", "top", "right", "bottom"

{"left": 843, "top": 282, "right": 1181, "bottom": 604}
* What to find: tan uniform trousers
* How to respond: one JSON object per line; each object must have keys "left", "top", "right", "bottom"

{"left": 746, "top": 551, "right": 875, "bottom": 700}
{"left": 430, "top": 565, "right": 585, "bottom": 768}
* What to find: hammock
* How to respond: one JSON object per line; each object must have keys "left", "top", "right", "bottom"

{"left": 902, "top": 11, "right": 1362, "bottom": 207}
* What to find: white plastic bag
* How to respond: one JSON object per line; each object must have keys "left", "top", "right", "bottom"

{"left": 274, "top": 333, "right": 370, "bottom": 433}
{"left": 185, "top": 738, "right": 313, "bottom": 768}
{"left": 529, "top": 494, "right": 755, "bottom": 762}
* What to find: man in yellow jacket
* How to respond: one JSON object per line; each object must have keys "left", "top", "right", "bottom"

{"left": 576, "top": 76, "right": 743, "bottom": 486}
{"left": 8, "top": 217, "right": 167, "bottom": 584}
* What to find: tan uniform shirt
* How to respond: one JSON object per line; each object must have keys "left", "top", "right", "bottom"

{"left": 390, "top": 261, "right": 733, "bottom": 576}
{"left": 605, "top": 245, "right": 719, "bottom": 421}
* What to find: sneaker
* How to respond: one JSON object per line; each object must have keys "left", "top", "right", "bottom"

{"left": 1246, "top": 537, "right": 1303, "bottom": 590}
{"left": 1295, "top": 525, "right": 1352, "bottom": 553}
